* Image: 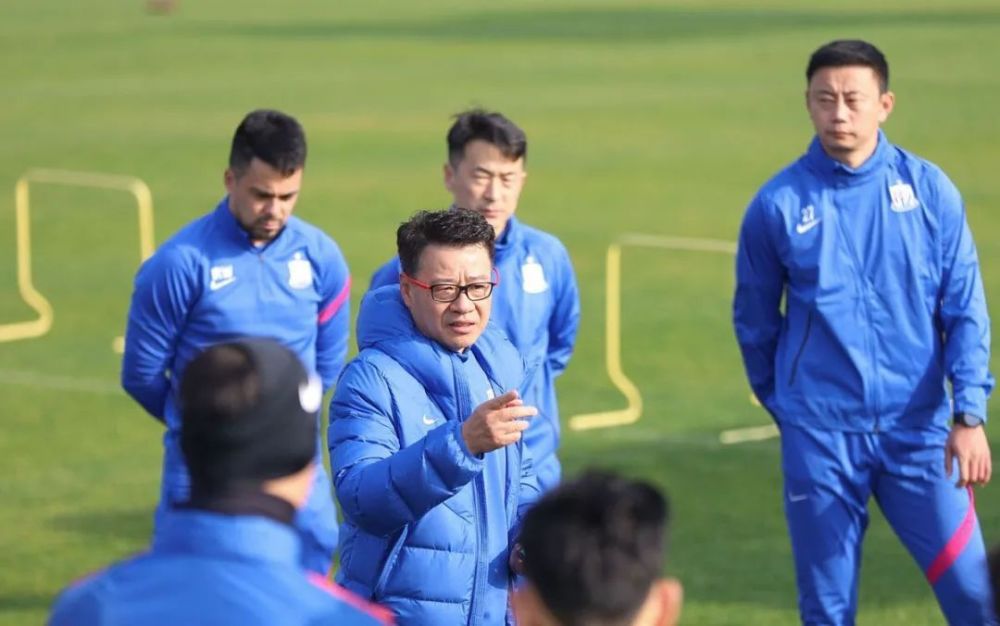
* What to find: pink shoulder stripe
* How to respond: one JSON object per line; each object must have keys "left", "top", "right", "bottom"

{"left": 306, "top": 572, "right": 395, "bottom": 624}
{"left": 318, "top": 277, "right": 352, "bottom": 324}
{"left": 925, "top": 486, "right": 977, "bottom": 585}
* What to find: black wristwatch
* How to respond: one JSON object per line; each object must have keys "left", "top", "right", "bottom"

{"left": 954, "top": 412, "right": 985, "bottom": 427}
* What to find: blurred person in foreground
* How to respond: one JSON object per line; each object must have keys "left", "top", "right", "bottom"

{"left": 50, "top": 339, "right": 391, "bottom": 625}
{"left": 990, "top": 544, "right": 1000, "bottom": 619}
{"left": 733, "top": 39, "right": 996, "bottom": 624}
{"left": 330, "top": 208, "right": 540, "bottom": 624}
{"left": 512, "top": 470, "right": 683, "bottom": 626}
{"left": 121, "top": 109, "right": 350, "bottom": 573}
{"left": 369, "top": 109, "right": 580, "bottom": 491}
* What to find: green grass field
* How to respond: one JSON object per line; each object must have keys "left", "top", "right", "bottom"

{"left": 2, "top": 1, "right": 999, "bottom": 623}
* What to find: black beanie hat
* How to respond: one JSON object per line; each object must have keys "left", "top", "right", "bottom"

{"left": 179, "top": 338, "right": 321, "bottom": 498}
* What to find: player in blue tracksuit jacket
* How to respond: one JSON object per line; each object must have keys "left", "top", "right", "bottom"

{"left": 733, "top": 41, "right": 996, "bottom": 624}
{"left": 121, "top": 110, "right": 350, "bottom": 574}
{"left": 331, "top": 209, "right": 541, "bottom": 625}
{"left": 369, "top": 109, "right": 580, "bottom": 491}
{"left": 51, "top": 340, "right": 390, "bottom": 626}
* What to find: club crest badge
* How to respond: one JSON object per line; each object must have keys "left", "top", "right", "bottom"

{"left": 287, "top": 252, "right": 313, "bottom": 289}
{"left": 521, "top": 255, "right": 549, "bottom": 294}
{"left": 889, "top": 181, "right": 919, "bottom": 213}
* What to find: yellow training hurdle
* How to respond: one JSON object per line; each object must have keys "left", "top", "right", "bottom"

{"left": 0, "top": 169, "right": 155, "bottom": 346}
{"left": 568, "top": 234, "right": 738, "bottom": 432}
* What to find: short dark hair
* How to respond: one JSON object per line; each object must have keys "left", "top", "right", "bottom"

{"left": 519, "top": 470, "right": 671, "bottom": 626}
{"left": 807, "top": 40, "right": 889, "bottom": 93}
{"left": 396, "top": 208, "right": 496, "bottom": 276}
{"left": 180, "top": 339, "right": 317, "bottom": 499}
{"left": 229, "top": 109, "right": 307, "bottom": 176}
{"left": 447, "top": 109, "right": 527, "bottom": 167}
{"left": 990, "top": 544, "right": 1000, "bottom": 619}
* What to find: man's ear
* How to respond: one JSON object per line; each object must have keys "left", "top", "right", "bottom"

{"left": 224, "top": 168, "right": 236, "bottom": 194}
{"left": 400, "top": 279, "right": 414, "bottom": 309}
{"left": 878, "top": 90, "right": 896, "bottom": 124}
{"left": 648, "top": 578, "right": 684, "bottom": 626}
{"left": 443, "top": 161, "right": 456, "bottom": 193}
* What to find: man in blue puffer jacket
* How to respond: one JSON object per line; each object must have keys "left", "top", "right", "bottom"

{"left": 369, "top": 110, "right": 580, "bottom": 491}
{"left": 734, "top": 40, "right": 996, "bottom": 624}
{"left": 331, "top": 209, "right": 541, "bottom": 625}
{"left": 51, "top": 339, "right": 390, "bottom": 626}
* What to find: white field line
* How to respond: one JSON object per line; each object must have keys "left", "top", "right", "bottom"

{"left": 0, "top": 369, "right": 121, "bottom": 396}
{"left": 719, "top": 424, "right": 780, "bottom": 445}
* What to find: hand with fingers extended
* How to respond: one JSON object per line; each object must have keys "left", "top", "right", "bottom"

{"left": 945, "top": 423, "right": 992, "bottom": 487}
{"left": 461, "top": 390, "right": 537, "bottom": 456}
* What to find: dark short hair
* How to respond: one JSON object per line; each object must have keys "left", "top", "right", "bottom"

{"left": 447, "top": 109, "right": 527, "bottom": 166}
{"left": 229, "top": 109, "right": 307, "bottom": 176}
{"left": 807, "top": 40, "right": 889, "bottom": 93}
{"left": 180, "top": 339, "right": 317, "bottom": 499}
{"left": 397, "top": 208, "right": 496, "bottom": 276}
{"left": 990, "top": 544, "right": 1000, "bottom": 618}
{"left": 519, "top": 470, "right": 671, "bottom": 626}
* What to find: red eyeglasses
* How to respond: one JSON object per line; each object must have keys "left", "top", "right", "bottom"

{"left": 401, "top": 267, "right": 500, "bottom": 303}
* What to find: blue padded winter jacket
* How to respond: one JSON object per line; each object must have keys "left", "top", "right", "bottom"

{"left": 369, "top": 216, "right": 579, "bottom": 490}
{"left": 329, "top": 286, "right": 540, "bottom": 625}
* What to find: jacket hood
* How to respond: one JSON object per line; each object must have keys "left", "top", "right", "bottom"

{"left": 356, "top": 286, "right": 525, "bottom": 400}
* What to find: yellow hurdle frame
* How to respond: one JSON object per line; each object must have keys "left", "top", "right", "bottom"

{"left": 0, "top": 169, "right": 155, "bottom": 345}
{"left": 568, "top": 234, "right": 738, "bottom": 432}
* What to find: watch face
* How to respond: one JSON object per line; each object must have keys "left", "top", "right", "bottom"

{"left": 958, "top": 413, "right": 984, "bottom": 427}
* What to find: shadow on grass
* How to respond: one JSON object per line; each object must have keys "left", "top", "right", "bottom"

{"left": 50, "top": 507, "right": 153, "bottom": 544}
{"left": 188, "top": 7, "right": 1000, "bottom": 44}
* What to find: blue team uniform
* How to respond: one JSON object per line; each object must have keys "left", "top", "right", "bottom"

{"left": 369, "top": 215, "right": 579, "bottom": 490}
{"left": 122, "top": 198, "right": 351, "bottom": 573}
{"left": 329, "top": 286, "right": 540, "bottom": 625}
{"left": 49, "top": 505, "right": 391, "bottom": 626}
{"left": 733, "top": 132, "right": 996, "bottom": 624}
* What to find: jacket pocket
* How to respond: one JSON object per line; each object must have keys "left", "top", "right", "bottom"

{"left": 372, "top": 526, "right": 409, "bottom": 600}
{"left": 788, "top": 310, "right": 814, "bottom": 387}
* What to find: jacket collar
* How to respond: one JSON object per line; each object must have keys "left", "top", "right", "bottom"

{"left": 803, "top": 129, "right": 890, "bottom": 185}
{"left": 494, "top": 216, "right": 521, "bottom": 260}
{"left": 153, "top": 507, "right": 301, "bottom": 567}
{"left": 212, "top": 197, "right": 290, "bottom": 251}
{"left": 356, "top": 287, "right": 521, "bottom": 417}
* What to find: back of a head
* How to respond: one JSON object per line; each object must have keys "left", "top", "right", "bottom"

{"left": 396, "top": 208, "right": 496, "bottom": 276}
{"left": 447, "top": 109, "right": 527, "bottom": 166}
{"left": 229, "top": 109, "right": 307, "bottom": 176}
{"left": 179, "top": 338, "right": 320, "bottom": 500}
{"left": 807, "top": 39, "right": 889, "bottom": 93}
{"left": 519, "top": 470, "right": 670, "bottom": 626}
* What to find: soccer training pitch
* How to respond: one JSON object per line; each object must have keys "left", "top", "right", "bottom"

{"left": 1, "top": 1, "right": 999, "bottom": 623}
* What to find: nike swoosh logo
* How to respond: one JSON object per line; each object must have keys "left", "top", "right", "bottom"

{"left": 788, "top": 493, "right": 808, "bottom": 503}
{"left": 209, "top": 276, "right": 236, "bottom": 291}
{"left": 421, "top": 415, "right": 437, "bottom": 426}
{"left": 795, "top": 219, "right": 820, "bottom": 235}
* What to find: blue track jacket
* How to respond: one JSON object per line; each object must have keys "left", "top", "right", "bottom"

{"left": 330, "top": 286, "right": 541, "bottom": 625}
{"left": 369, "top": 216, "right": 579, "bottom": 489}
{"left": 121, "top": 198, "right": 351, "bottom": 562}
{"left": 733, "top": 132, "right": 993, "bottom": 431}
{"left": 49, "top": 509, "right": 390, "bottom": 626}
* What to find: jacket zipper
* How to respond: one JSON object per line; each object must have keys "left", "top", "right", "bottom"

{"left": 372, "top": 527, "right": 409, "bottom": 600}
{"left": 788, "top": 310, "right": 814, "bottom": 387}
